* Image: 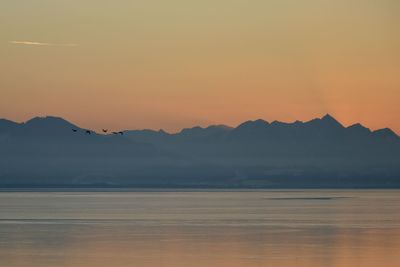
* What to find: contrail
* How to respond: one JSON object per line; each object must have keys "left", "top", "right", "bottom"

{"left": 10, "top": 41, "right": 77, "bottom": 46}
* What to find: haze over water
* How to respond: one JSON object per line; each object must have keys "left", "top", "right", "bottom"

{"left": 0, "top": 190, "right": 399, "bottom": 267}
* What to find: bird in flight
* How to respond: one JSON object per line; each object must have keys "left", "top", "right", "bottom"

{"left": 85, "top": 130, "right": 91, "bottom": 135}
{"left": 72, "top": 129, "right": 78, "bottom": 132}
{"left": 119, "top": 131, "right": 124, "bottom": 135}
{"left": 102, "top": 129, "right": 108, "bottom": 133}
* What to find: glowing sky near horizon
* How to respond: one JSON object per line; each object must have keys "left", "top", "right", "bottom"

{"left": 0, "top": 0, "right": 399, "bottom": 133}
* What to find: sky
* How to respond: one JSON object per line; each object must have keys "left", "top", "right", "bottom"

{"left": 1, "top": 0, "right": 399, "bottom": 133}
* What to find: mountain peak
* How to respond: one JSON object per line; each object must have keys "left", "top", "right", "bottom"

{"left": 26, "top": 116, "right": 69, "bottom": 124}
{"left": 271, "top": 120, "right": 304, "bottom": 127}
{"left": 347, "top": 123, "right": 371, "bottom": 135}
{"left": 178, "top": 124, "right": 231, "bottom": 137}
{"left": 23, "top": 116, "right": 80, "bottom": 131}
{"left": 347, "top": 123, "right": 369, "bottom": 130}
{"left": 373, "top": 128, "right": 399, "bottom": 139}
{"left": 254, "top": 119, "right": 269, "bottom": 125}
{"left": 179, "top": 126, "right": 203, "bottom": 135}
{"left": 206, "top": 124, "right": 232, "bottom": 130}
{"left": 320, "top": 114, "right": 343, "bottom": 128}
{"left": 237, "top": 119, "right": 269, "bottom": 129}
{"left": 322, "top": 113, "right": 336, "bottom": 122}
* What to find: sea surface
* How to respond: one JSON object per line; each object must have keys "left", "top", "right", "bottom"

{"left": 0, "top": 190, "right": 399, "bottom": 267}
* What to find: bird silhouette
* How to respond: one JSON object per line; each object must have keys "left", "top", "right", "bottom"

{"left": 119, "top": 131, "right": 124, "bottom": 135}
{"left": 85, "top": 130, "right": 91, "bottom": 135}
{"left": 72, "top": 129, "right": 78, "bottom": 132}
{"left": 102, "top": 129, "right": 108, "bottom": 133}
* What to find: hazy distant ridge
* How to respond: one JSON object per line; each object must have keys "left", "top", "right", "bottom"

{"left": 0, "top": 115, "right": 399, "bottom": 188}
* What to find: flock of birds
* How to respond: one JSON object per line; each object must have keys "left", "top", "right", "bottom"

{"left": 71, "top": 128, "right": 124, "bottom": 135}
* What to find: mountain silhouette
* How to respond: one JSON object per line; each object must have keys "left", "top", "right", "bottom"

{"left": 0, "top": 115, "right": 399, "bottom": 188}
{"left": 0, "top": 116, "right": 159, "bottom": 158}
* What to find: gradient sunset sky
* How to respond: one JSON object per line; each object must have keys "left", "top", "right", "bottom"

{"left": 1, "top": 0, "right": 399, "bottom": 133}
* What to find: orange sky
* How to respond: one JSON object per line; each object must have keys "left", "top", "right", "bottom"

{"left": 0, "top": 0, "right": 399, "bottom": 133}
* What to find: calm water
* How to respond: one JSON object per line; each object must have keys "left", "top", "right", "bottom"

{"left": 0, "top": 190, "right": 399, "bottom": 267}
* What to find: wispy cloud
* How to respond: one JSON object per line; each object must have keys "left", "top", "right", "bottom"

{"left": 9, "top": 41, "right": 77, "bottom": 47}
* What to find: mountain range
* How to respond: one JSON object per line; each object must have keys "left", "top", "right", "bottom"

{"left": 0, "top": 115, "right": 399, "bottom": 188}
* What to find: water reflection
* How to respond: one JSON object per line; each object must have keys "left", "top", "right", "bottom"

{"left": 0, "top": 190, "right": 399, "bottom": 267}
